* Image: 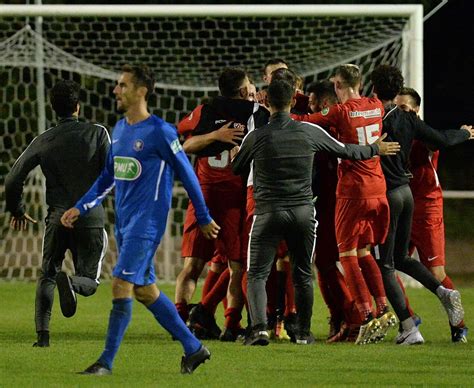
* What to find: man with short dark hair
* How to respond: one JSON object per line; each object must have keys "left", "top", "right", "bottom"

{"left": 5, "top": 79, "right": 110, "bottom": 348}
{"left": 175, "top": 67, "right": 269, "bottom": 341}
{"left": 62, "top": 64, "right": 219, "bottom": 375}
{"left": 397, "top": 87, "right": 468, "bottom": 343}
{"left": 370, "top": 64, "right": 472, "bottom": 344}
{"left": 293, "top": 64, "right": 396, "bottom": 345}
{"left": 232, "top": 79, "right": 400, "bottom": 346}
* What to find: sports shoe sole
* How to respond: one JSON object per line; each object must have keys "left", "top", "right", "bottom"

{"left": 56, "top": 272, "right": 77, "bottom": 318}
{"left": 372, "top": 311, "right": 398, "bottom": 343}
{"left": 442, "top": 290, "right": 464, "bottom": 327}
{"left": 355, "top": 319, "right": 380, "bottom": 345}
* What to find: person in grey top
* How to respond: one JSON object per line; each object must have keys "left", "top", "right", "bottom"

{"left": 232, "top": 79, "right": 400, "bottom": 345}
{"left": 5, "top": 80, "right": 110, "bottom": 347}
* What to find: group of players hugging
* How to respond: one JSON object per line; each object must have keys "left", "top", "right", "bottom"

{"left": 173, "top": 58, "right": 470, "bottom": 346}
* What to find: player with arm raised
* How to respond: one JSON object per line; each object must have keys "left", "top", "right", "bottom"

{"left": 5, "top": 80, "right": 109, "bottom": 348}
{"left": 232, "top": 78, "right": 400, "bottom": 346}
{"left": 398, "top": 87, "right": 467, "bottom": 343}
{"left": 370, "top": 66, "right": 471, "bottom": 344}
{"left": 293, "top": 64, "right": 396, "bottom": 344}
{"left": 61, "top": 65, "right": 219, "bottom": 375}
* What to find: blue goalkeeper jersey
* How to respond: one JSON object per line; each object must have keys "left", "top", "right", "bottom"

{"left": 75, "top": 114, "right": 212, "bottom": 242}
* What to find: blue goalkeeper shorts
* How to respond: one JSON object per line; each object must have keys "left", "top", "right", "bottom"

{"left": 112, "top": 237, "right": 159, "bottom": 286}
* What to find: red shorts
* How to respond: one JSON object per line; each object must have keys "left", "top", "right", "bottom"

{"left": 181, "top": 182, "right": 244, "bottom": 262}
{"left": 409, "top": 216, "right": 445, "bottom": 267}
{"left": 335, "top": 197, "right": 390, "bottom": 252}
{"left": 211, "top": 252, "right": 228, "bottom": 265}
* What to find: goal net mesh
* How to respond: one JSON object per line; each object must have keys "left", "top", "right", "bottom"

{"left": 0, "top": 14, "right": 408, "bottom": 281}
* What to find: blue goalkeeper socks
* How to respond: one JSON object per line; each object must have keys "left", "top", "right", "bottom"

{"left": 147, "top": 292, "right": 201, "bottom": 355}
{"left": 99, "top": 298, "right": 133, "bottom": 370}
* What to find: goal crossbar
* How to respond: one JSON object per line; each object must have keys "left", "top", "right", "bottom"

{"left": 0, "top": 4, "right": 422, "bottom": 18}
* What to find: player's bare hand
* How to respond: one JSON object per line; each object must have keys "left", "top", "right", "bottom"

{"left": 375, "top": 133, "right": 400, "bottom": 156}
{"left": 61, "top": 207, "right": 80, "bottom": 228}
{"left": 200, "top": 219, "right": 220, "bottom": 240}
{"left": 213, "top": 122, "right": 245, "bottom": 146}
{"left": 10, "top": 213, "right": 37, "bottom": 231}
{"left": 461, "top": 125, "right": 474, "bottom": 139}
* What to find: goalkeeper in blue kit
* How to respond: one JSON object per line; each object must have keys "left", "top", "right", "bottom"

{"left": 61, "top": 65, "right": 220, "bottom": 376}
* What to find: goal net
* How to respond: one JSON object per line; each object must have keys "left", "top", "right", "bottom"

{"left": 0, "top": 4, "right": 423, "bottom": 281}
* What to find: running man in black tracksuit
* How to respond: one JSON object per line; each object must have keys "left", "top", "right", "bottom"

{"left": 5, "top": 80, "right": 110, "bottom": 347}
{"left": 232, "top": 79, "right": 400, "bottom": 345}
{"left": 370, "top": 65, "right": 473, "bottom": 345}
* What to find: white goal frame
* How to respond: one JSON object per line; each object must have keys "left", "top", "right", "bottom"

{"left": 0, "top": 3, "right": 424, "bottom": 111}
{"left": 0, "top": 4, "right": 424, "bottom": 282}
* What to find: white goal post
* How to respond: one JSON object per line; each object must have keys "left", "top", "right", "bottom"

{"left": 0, "top": 4, "right": 424, "bottom": 282}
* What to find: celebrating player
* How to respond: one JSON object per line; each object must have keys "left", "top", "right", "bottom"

{"left": 293, "top": 64, "right": 397, "bottom": 344}
{"left": 370, "top": 66, "right": 471, "bottom": 344}
{"left": 175, "top": 67, "right": 268, "bottom": 341}
{"left": 234, "top": 78, "right": 400, "bottom": 346}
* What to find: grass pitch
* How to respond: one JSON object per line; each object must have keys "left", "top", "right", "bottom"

{"left": 0, "top": 281, "right": 472, "bottom": 387}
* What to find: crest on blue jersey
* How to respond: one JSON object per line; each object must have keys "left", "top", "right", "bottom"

{"left": 133, "top": 139, "right": 144, "bottom": 152}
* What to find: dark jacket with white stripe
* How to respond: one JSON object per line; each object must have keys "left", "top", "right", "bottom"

{"left": 232, "top": 111, "right": 380, "bottom": 215}
{"left": 5, "top": 117, "right": 110, "bottom": 227}
{"left": 381, "top": 104, "right": 470, "bottom": 191}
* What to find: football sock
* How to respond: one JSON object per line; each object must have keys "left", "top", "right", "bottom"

{"left": 201, "top": 269, "right": 221, "bottom": 299}
{"left": 148, "top": 292, "right": 200, "bottom": 356}
{"left": 241, "top": 271, "right": 248, "bottom": 302}
{"left": 401, "top": 316, "right": 415, "bottom": 331}
{"left": 276, "top": 270, "right": 286, "bottom": 319}
{"left": 99, "top": 298, "right": 133, "bottom": 370}
{"left": 202, "top": 268, "right": 230, "bottom": 315}
{"left": 441, "top": 275, "right": 455, "bottom": 290}
{"left": 175, "top": 302, "right": 189, "bottom": 323}
{"left": 396, "top": 275, "right": 415, "bottom": 316}
{"left": 340, "top": 255, "right": 372, "bottom": 319}
{"left": 283, "top": 261, "right": 296, "bottom": 316}
{"left": 358, "top": 254, "right": 387, "bottom": 316}
{"left": 224, "top": 307, "right": 242, "bottom": 330}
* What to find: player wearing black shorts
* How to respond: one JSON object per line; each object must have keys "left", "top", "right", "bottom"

{"left": 5, "top": 80, "right": 110, "bottom": 347}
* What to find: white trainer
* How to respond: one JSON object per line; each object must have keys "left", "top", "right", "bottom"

{"left": 396, "top": 327, "right": 424, "bottom": 345}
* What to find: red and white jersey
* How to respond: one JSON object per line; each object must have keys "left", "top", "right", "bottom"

{"left": 409, "top": 140, "right": 442, "bottom": 201}
{"left": 178, "top": 104, "right": 241, "bottom": 186}
{"left": 294, "top": 97, "right": 386, "bottom": 199}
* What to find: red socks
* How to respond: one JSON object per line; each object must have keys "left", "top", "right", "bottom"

{"left": 202, "top": 268, "right": 230, "bottom": 315}
{"left": 201, "top": 269, "right": 221, "bottom": 299}
{"left": 358, "top": 254, "right": 387, "bottom": 316}
{"left": 340, "top": 255, "right": 372, "bottom": 319}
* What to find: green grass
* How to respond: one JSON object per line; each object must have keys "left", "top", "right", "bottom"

{"left": 0, "top": 282, "right": 472, "bottom": 387}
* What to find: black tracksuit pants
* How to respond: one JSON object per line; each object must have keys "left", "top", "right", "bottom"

{"left": 247, "top": 204, "right": 316, "bottom": 335}
{"left": 35, "top": 222, "right": 107, "bottom": 332}
{"left": 377, "top": 184, "right": 441, "bottom": 322}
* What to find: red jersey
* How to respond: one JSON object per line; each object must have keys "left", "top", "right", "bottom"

{"left": 178, "top": 104, "right": 241, "bottom": 186}
{"left": 294, "top": 97, "right": 386, "bottom": 199}
{"left": 409, "top": 140, "right": 442, "bottom": 201}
